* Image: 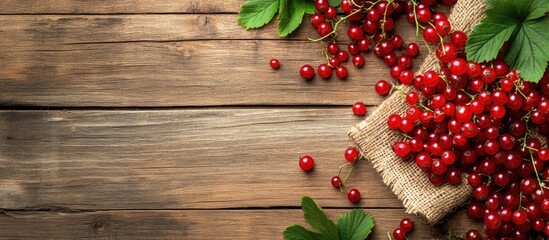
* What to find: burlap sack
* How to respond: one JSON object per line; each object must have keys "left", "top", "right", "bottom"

{"left": 349, "top": 0, "right": 547, "bottom": 224}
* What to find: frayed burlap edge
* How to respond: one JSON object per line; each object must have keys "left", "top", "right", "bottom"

{"left": 347, "top": 0, "right": 545, "bottom": 225}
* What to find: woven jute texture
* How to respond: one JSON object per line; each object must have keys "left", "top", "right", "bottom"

{"left": 348, "top": 0, "right": 545, "bottom": 225}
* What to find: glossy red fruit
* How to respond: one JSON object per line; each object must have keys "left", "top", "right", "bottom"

{"left": 393, "top": 228, "right": 406, "bottom": 240}
{"left": 345, "top": 147, "right": 360, "bottom": 163}
{"left": 331, "top": 176, "right": 342, "bottom": 188}
{"left": 270, "top": 59, "right": 280, "bottom": 69}
{"left": 299, "top": 155, "right": 315, "bottom": 172}
{"left": 317, "top": 22, "right": 333, "bottom": 37}
{"left": 317, "top": 63, "right": 332, "bottom": 79}
{"left": 434, "top": 19, "right": 451, "bottom": 36}
{"left": 422, "top": 26, "right": 439, "bottom": 44}
{"left": 300, "top": 65, "right": 315, "bottom": 80}
{"left": 352, "top": 55, "right": 365, "bottom": 68}
{"left": 436, "top": 42, "right": 458, "bottom": 63}
{"left": 400, "top": 218, "right": 414, "bottom": 233}
{"left": 450, "top": 31, "right": 467, "bottom": 47}
{"left": 465, "top": 230, "right": 481, "bottom": 240}
{"left": 347, "top": 188, "right": 361, "bottom": 203}
{"left": 310, "top": 14, "right": 324, "bottom": 27}
{"left": 352, "top": 102, "right": 367, "bottom": 116}
{"left": 314, "top": 0, "right": 329, "bottom": 13}
{"left": 375, "top": 80, "right": 391, "bottom": 95}
{"left": 406, "top": 43, "right": 420, "bottom": 57}
{"left": 348, "top": 25, "right": 363, "bottom": 41}
{"left": 336, "top": 66, "right": 348, "bottom": 79}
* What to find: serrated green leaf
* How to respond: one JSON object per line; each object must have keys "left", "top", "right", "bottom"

{"left": 277, "top": 0, "right": 312, "bottom": 37}
{"left": 485, "top": 0, "right": 548, "bottom": 21}
{"left": 237, "top": 0, "right": 280, "bottom": 29}
{"left": 329, "top": 0, "right": 342, "bottom": 7}
{"left": 283, "top": 224, "right": 323, "bottom": 240}
{"left": 336, "top": 209, "right": 375, "bottom": 240}
{"left": 301, "top": 196, "right": 339, "bottom": 240}
{"left": 505, "top": 17, "right": 549, "bottom": 83}
{"left": 465, "top": 11, "right": 519, "bottom": 63}
{"left": 524, "top": 0, "right": 549, "bottom": 21}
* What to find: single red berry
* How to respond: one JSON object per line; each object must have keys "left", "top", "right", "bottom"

{"left": 422, "top": 26, "right": 439, "bottom": 44}
{"left": 300, "top": 65, "right": 315, "bottom": 80}
{"left": 324, "top": 6, "right": 337, "bottom": 19}
{"left": 357, "top": 38, "right": 371, "bottom": 52}
{"left": 347, "top": 188, "right": 361, "bottom": 203}
{"left": 326, "top": 43, "right": 339, "bottom": 55}
{"left": 299, "top": 155, "right": 314, "bottom": 172}
{"left": 336, "top": 66, "right": 348, "bottom": 79}
{"left": 436, "top": 42, "right": 458, "bottom": 63}
{"left": 331, "top": 176, "right": 342, "bottom": 188}
{"left": 400, "top": 218, "right": 414, "bottom": 233}
{"left": 512, "top": 209, "right": 528, "bottom": 225}
{"left": 348, "top": 25, "right": 363, "bottom": 41}
{"left": 352, "top": 102, "right": 367, "bottom": 116}
{"left": 465, "top": 230, "right": 481, "bottom": 240}
{"left": 434, "top": 19, "right": 451, "bottom": 36}
{"left": 387, "top": 114, "right": 402, "bottom": 130}
{"left": 449, "top": 58, "right": 467, "bottom": 75}
{"left": 344, "top": 147, "right": 360, "bottom": 163}
{"left": 392, "top": 228, "right": 406, "bottom": 240}
{"left": 317, "top": 22, "right": 333, "bottom": 37}
{"left": 317, "top": 63, "right": 332, "bottom": 79}
{"left": 416, "top": 7, "right": 431, "bottom": 23}
{"left": 390, "top": 34, "right": 403, "bottom": 48}
{"left": 406, "top": 43, "right": 420, "bottom": 57}
{"left": 450, "top": 31, "right": 467, "bottom": 47}
{"left": 406, "top": 91, "right": 419, "bottom": 105}
{"left": 314, "top": 0, "right": 329, "bottom": 13}
{"left": 375, "top": 80, "right": 391, "bottom": 95}
{"left": 310, "top": 14, "right": 324, "bottom": 27}
{"left": 269, "top": 58, "right": 280, "bottom": 69}
{"left": 337, "top": 50, "right": 349, "bottom": 62}
{"left": 352, "top": 55, "right": 365, "bottom": 68}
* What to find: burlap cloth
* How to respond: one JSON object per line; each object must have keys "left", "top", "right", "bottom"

{"left": 349, "top": 0, "right": 547, "bottom": 224}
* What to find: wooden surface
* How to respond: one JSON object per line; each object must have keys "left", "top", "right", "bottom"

{"left": 0, "top": 1, "right": 480, "bottom": 239}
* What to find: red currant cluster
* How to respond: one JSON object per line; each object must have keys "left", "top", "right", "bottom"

{"left": 392, "top": 218, "right": 414, "bottom": 240}
{"left": 297, "top": 0, "right": 458, "bottom": 81}
{"left": 374, "top": 17, "right": 549, "bottom": 240}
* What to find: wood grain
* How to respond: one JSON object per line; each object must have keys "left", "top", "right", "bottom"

{"left": 0, "top": 109, "right": 408, "bottom": 210}
{"left": 0, "top": 15, "right": 428, "bottom": 107}
{"left": 0, "top": 209, "right": 481, "bottom": 239}
{"left": 0, "top": 1, "right": 245, "bottom": 14}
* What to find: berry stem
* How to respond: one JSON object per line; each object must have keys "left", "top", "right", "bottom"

{"left": 410, "top": 0, "right": 421, "bottom": 37}
{"left": 349, "top": 0, "right": 362, "bottom": 8}
{"left": 529, "top": 151, "right": 545, "bottom": 195}
{"left": 381, "top": 0, "right": 394, "bottom": 39}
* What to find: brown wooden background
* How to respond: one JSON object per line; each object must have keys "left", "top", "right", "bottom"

{"left": 0, "top": 1, "right": 481, "bottom": 239}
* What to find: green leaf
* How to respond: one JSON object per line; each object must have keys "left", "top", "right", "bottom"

{"left": 524, "top": 0, "right": 549, "bottom": 21}
{"left": 237, "top": 0, "right": 280, "bottom": 29}
{"left": 302, "top": 0, "right": 316, "bottom": 14}
{"left": 301, "top": 196, "right": 339, "bottom": 240}
{"left": 465, "top": 11, "right": 519, "bottom": 63}
{"left": 505, "top": 17, "right": 549, "bottom": 83}
{"left": 329, "top": 0, "right": 342, "bottom": 7}
{"left": 277, "top": 0, "right": 312, "bottom": 37}
{"left": 336, "top": 209, "right": 375, "bottom": 240}
{"left": 283, "top": 225, "right": 323, "bottom": 240}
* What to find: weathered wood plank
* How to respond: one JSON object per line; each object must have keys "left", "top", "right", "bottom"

{"left": 0, "top": 1, "right": 245, "bottom": 14}
{"left": 0, "top": 109, "right": 408, "bottom": 210}
{"left": 0, "top": 15, "right": 429, "bottom": 107}
{"left": 0, "top": 15, "right": 339, "bottom": 43}
{"left": 0, "top": 209, "right": 481, "bottom": 239}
